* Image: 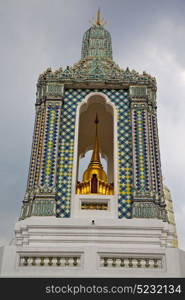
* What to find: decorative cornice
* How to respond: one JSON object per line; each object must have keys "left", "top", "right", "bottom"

{"left": 37, "top": 59, "right": 156, "bottom": 88}
{"left": 132, "top": 201, "right": 167, "bottom": 221}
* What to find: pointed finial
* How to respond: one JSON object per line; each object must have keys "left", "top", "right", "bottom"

{"left": 90, "top": 9, "right": 106, "bottom": 26}
{"left": 90, "top": 113, "right": 101, "bottom": 164}
{"left": 95, "top": 113, "right": 99, "bottom": 124}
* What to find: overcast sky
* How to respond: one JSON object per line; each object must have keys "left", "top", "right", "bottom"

{"left": 0, "top": 0, "right": 185, "bottom": 249}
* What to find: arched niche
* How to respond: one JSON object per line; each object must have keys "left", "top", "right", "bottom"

{"left": 71, "top": 92, "right": 118, "bottom": 218}
{"left": 77, "top": 94, "right": 113, "bottom": 183}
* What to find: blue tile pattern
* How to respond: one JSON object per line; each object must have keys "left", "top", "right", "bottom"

{"left": 56, "top": 89, "right": 133, "bottom": 219}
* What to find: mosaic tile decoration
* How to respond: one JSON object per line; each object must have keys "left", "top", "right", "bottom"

{"left": 152, "top": 114, "right": 163, "bottom": 196}
{"left": 56, "top": 89, "right": 89, "bottom": 218}
{"left": 56, "top": 89, "right": 133, "bottom": 219}
{"left": 106, "top": 90, "right": 133, "bottom": 219}
{"left": 40, "top": 103, "right": 61, "bottom": 187}
{"left": 132, "top": 108, "right": 150, "bottom": 191}
{"left": 148, "top": 113, "right": 156, "bottom": 192}
{"left": 27, "top": 107, "right": 43, "bottom": 190}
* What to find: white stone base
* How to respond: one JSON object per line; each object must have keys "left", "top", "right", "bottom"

{"left": 0, "top": 217, "right": 185, "bottom": 277}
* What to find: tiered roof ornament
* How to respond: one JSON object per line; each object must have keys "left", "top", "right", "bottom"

{"left": 37, "top": 10, "right": 156, "bottom": 95}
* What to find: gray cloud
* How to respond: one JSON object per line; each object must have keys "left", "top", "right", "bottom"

{"left": 0, "top": 0, "right": 185, "bottom": 249}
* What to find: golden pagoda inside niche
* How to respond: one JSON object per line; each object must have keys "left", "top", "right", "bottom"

{"left": 76, "top": 115, "right": 114, "bottom": 195}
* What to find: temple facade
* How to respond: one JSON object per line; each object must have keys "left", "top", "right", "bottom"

{"left": 0, "top": 11, "right": 185, "bottom": 277}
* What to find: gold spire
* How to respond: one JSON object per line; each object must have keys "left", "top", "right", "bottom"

{"left": 90, "top": 114, "right": 101, "bottom": 165}
{"left": 91, "top": 9, "right": 106, "bottom": 26}
{"left": 96, "top": 8, "right": 101, "bottom": 25}
{"left": 76, "top": 115, "right": 114, "bottom": 196}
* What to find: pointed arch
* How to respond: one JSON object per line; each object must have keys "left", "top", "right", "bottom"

{"left": 71, "top": 91, "right": 118, "bottom": 200}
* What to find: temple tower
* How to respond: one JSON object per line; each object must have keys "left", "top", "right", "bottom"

{"left": 20, "top": 11, "right": 166, "bottom": 222}
{"left": 1, "top": 11, "right": 185, "bottom": 278}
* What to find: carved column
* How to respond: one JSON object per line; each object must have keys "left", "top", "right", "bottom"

{"left": 130, "top": 86, "right": 166, "bottom": 221}
{"left": 20, "top": 82, "right": 64, "bottom": 219}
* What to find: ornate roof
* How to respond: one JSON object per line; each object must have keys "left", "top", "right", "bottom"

{"left": 37, "top": 11, "right": 156, "bottom": 88}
